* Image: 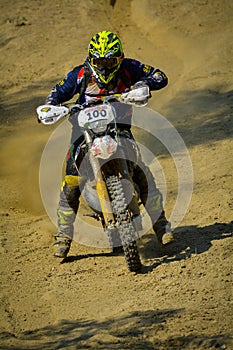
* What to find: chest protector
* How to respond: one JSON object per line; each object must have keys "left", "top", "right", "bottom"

{"left": 76, "top": 63, "right": 133, "bottom": 127}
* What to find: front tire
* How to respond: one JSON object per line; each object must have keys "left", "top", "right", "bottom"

{"left": 106, "top": 175, "right": 142, "bottom": 273}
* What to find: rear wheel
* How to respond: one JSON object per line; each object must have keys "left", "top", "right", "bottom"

{"left": 106, "top": 175, "right": 142, "bottom": 273}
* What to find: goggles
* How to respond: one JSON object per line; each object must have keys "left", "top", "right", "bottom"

{"left": 90, "top": 57, "right": 121, "bottom": 70}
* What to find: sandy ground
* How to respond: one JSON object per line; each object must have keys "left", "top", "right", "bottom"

{"left": 0, "top": 0, "right": 233, "bottom": 349}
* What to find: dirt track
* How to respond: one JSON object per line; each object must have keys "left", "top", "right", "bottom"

{"left": 0, "top": 1, "right": 233, "bottom": 349}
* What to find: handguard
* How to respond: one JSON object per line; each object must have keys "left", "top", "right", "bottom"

{"left": 120, "top": 84, "right": 150, "bottom": 107}
{"left": 36, "top": 105, "right": 69, "bottom": 125}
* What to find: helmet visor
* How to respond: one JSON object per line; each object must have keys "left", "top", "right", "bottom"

{"left": 90, "top": 57, "right": 121, "bottom": 70}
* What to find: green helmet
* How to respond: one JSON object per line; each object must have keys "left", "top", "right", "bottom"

{"left": 88, "top": 30, "right": 124, "bottom": 85}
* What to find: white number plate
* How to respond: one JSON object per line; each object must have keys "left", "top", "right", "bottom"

{"left": 78, "top": 104, "right": 115, "bottom": 128}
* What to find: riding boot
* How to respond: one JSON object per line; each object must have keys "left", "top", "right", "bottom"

{"left": 152, "top": 210, "right": 174, "bottom": 246}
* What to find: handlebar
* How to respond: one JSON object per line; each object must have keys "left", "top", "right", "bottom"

{"left": 37, "top": 85, "right": 150, "bottom": 125}
{"left": 62, "top": 94, "right": 122, "bottom": 116}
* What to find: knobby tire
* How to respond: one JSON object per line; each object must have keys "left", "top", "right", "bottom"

{"left": 106, "top": 175, "right": 142, "bottom": 273}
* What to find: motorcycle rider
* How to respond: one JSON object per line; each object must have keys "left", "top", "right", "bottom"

{"left": 43, "top": 30, "right": 174, "bottom": 258}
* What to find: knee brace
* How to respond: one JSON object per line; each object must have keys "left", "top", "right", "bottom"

{"left": 61, "top": 175, "right": 83, "bottom": 214}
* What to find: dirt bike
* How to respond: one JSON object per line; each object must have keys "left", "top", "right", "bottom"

{"left": 37, "top": 85, "right": 150, "bottom": 273}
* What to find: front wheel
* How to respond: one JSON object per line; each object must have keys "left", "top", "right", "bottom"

{"left": 106, "top": 175, "right": 142, "bottom": 273}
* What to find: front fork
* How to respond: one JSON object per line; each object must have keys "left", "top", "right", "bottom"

{"left": 84, "top": 131, "right": 115, "bottom": 226}
{"left": 84, "top": 130, "right": 140, "bottom": 226}
{"left": 117, "top": 140, "right": 140, "bottom": 218}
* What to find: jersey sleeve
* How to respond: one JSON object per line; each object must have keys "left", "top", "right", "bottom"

{"left": 45, "top": 65, "right": 83, "bottom": 105}
{"left": 122, "top": 58, "right": 168, "bottom": 91}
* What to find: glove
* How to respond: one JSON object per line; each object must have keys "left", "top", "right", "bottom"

{"left": 36, "top": 105, "right": 69, "bottom": 125}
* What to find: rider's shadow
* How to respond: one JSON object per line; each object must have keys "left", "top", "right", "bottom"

{"left": 139, "top": 221, "right": 233, "bottom": 270}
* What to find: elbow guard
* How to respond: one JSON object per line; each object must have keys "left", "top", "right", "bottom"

{"left": 153, "top": 70, "right": 168, "bottom": 87}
